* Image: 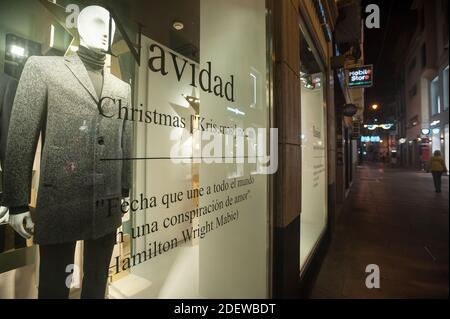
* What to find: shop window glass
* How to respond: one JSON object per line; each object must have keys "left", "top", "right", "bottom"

{"left": 443, "top": 66, "right": 449, "bottom": 111}
{"left": 299, "top": 27, "right": 327, "bottom": 272}
{"left": 430, "top": 76, "right": 440, "bottom": 115}
{"left": 0, "top": 0, "right": 270, "bottom": 299}
{"left": 445, "top": 125, "right": 449, "bottom": 174}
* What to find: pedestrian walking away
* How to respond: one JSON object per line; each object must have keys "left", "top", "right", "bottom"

{"left": 428, "top": 150, "right": 448, "bottom": 193}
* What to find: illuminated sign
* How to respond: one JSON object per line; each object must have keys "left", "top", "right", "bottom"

{"left": 361, "top": 136, "right": 381, "bottom": 143}
{"left": 364, "top": 123, "right": 394, "bottom": 130}
{"left": 347, "top": 65, "right": 373, "bottom": 88}
{"left": 430, "top": 120, "right": 440, "bottom": 127}
{"left": 380, "top": 124, "right": 394, "bottom": 130}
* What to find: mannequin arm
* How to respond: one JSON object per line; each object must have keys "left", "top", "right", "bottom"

{"left": 2, "top": 57, "right": 46, "bottom": 212}
{"left": 8, "top": 211, "right": 34, "bottom": 239}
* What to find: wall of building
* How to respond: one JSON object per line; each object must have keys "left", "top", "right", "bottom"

{"left": 271, "top": 0, "right": 338, "bottom": 297}
{"left": 272, "top": 0, "right": 302, "bottom": 298}
{"left": 402, "top": 0, "right": 449, "bottom": 169}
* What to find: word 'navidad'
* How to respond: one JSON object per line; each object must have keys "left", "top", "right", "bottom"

{"left": 148, "top": 43, "right": 235, "bottom": 102}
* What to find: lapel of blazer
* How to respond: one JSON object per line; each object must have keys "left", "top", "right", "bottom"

{"left": 64, "top": 54, "right": 99, "bottom": 103}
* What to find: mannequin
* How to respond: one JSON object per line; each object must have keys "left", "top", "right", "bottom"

{"left": 7, "top": 6, "right": 116, "bottom": 238}
{"left": 3, "top": 5, "right": 132, "bottom": 298}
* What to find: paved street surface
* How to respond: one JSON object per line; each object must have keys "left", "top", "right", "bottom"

{"left": 310, "top": 163, "right": 449, "bottom": 298}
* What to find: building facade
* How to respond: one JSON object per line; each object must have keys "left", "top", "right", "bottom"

{"left": 401, "top": 0, "right": 449, "bottom": 170}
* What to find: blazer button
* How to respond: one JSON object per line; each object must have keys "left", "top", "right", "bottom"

{"left": 98, "top": 137, "right": 105, "bottom": 145}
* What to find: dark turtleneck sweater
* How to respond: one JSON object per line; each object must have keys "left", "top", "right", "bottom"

{"left": 77, "top": 46, "right": 106, "bottom": 98}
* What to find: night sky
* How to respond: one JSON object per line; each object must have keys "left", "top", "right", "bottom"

{"left": 362, "top": 0, "right": 417, "bottom": 122}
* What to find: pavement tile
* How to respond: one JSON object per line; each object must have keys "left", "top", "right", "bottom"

{"left": 309, "top": 163, "right": 449, "bottom": 299}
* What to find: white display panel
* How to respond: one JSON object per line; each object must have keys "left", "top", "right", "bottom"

{"left": 300, "top": 73, "right": 327, "bottom": 272}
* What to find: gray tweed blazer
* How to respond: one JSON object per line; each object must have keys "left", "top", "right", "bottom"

{"left": 3, "top": 54, "right": 133, "bottom": 245}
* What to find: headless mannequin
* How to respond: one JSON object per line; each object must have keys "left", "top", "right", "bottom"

{"left": 7, "top": 6, "right": 116, "bottom": 239}
{"left": 7, "top": 6, "right": 122, "bottom": 299}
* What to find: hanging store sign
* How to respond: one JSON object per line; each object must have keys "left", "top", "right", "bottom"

{"left": 347, "top": 64, "right": 373, "bottom": 88}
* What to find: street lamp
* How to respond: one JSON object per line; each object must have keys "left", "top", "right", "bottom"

{"left": 371, "top": 104, "right": 379, "bottom": 111}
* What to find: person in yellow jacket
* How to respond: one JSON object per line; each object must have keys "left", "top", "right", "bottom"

{"left": 428, "top": 150, "right": 448, "bottom": 193}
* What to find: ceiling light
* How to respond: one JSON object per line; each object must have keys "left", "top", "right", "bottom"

{"left": 227, "top": 107, "right": 245, "bottom": 116}
{"left": 173, "top": 21, "right": 184, "bottom": 31}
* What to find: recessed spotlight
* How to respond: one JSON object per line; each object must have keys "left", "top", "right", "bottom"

{"left": 173, "top": 21, "right": 184, "bottom": 31}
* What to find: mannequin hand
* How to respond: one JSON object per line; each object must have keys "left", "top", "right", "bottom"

{"left": 0, "top": 206, "right": 9, "bottom": 224}
{"left": 9, "top": 212, "right": 34, "bottom": 239}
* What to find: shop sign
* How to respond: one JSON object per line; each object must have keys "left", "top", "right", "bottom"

{"left": 347, "top": 65, "right": 373, "bottom": 88}
{"left": 361, "top": 136, "right": 380, "bottom": 143}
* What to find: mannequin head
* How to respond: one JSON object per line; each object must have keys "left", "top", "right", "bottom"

{"left": 77, "top": 5, "right": 116, "bottom": 52}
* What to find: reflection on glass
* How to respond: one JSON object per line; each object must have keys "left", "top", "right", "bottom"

{"left": 0, "top": 0, "right": 269, "bottom": 299}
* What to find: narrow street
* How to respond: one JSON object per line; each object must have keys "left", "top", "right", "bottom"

{"left": 311, "top": 163, "right": 449, "bottom": 298}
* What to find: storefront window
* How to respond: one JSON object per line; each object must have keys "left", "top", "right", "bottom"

{"left": 445, "top": 125, "right": 449, "bottom": 175}
{"left": 299, "top": 28, "right": 327, "bottom": 272}
{"left": 443, "top": 66, "right": 449, "bottom": 111}
{"left": 432, "top": 128, "right": 441, "bottom": 153}
{"left": 0, "top": 0, "right": 270, "bottom": 299}
{"left": 430, "top": 76, "right": 440, "bottom": 115}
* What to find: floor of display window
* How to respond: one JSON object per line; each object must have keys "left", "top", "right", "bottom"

{"left": 300, "top": 221, "right": 325, "bottom": 272}
{"left": 109, "top": 243, "right": 201, "bottom": 299}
